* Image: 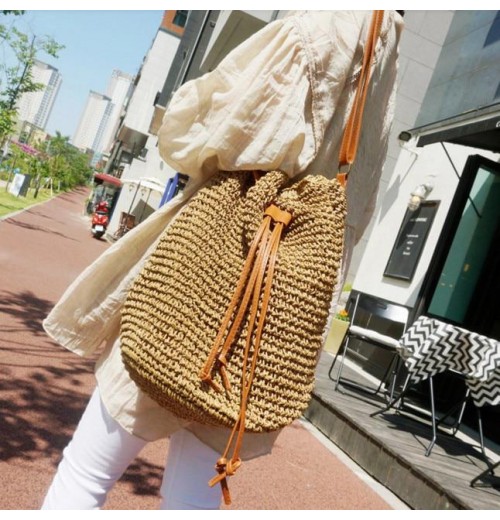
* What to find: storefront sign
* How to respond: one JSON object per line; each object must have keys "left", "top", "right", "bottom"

{"left": 384, "top": 201, "right": 440, "bottom": 281}
{"left": 8, "top": 172, "right": 28, "bottom": 197}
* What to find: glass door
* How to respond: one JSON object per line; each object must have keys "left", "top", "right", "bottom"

{"left": 425, "top": 155, "right": 500, "bottom": 339}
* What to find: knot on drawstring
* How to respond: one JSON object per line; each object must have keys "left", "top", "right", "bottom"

{"left": 212, "top": 457, "right": 242, "bottom": 480}
{"left": 199, "top": 202, "right": 292, "bottom": 506}
{"left": 200, "top": 355, "right": 232, "bottom": 393}
{"left": 208, "top": 457, "right": 243, "bottom": 506}
{"left": 264, "top": 204, "right": 293, "bottom": 226}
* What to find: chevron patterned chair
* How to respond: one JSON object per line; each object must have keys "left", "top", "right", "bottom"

{"left": 328, "top": 292, "right": 410, "bottom": 399}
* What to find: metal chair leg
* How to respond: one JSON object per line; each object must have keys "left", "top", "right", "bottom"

{"left": 470, "top": 461, "right": 499, "bottom": 487}
{"left": 471, "top": 415, "right": 498, "bottom": 488}
{"left": 395, "top": 372, "right": 412, "bottom": 411}
{"left": 333, "top": 336, "right": 350, "bottom": 391}
{"left": 374, "top": 354, "right": 397, "bottom": 398}
{"left": 370, "top": 373, "right": 412, "bottom": 418}
{"left": 327, "top": 350, "right": 341, "bottom": 381}
{"left": 329, "top": 333, "right": 404, "bottom": 400}
{"left": 385, "top": 355, "right": 404, "bottom": 402}
{"left": 434, "top": 387, "right": 470, "bottom": 436}
{"left": 452, "top": 389, "right": 470, "bottom": 435}
{"left": 327, "top": 335, "right": 347, "bottom": 382}
{"left": 476, "top": 406, "right": 494, "bottom": 470}
{"left": 425, "top": 376, "right": 437, "bottom": 456}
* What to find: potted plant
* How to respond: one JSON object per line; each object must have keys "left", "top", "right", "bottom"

{"left": 323, "top": 308, "right": 350, "bottom": 355}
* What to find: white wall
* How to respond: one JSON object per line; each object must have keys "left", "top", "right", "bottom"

{"left": 346, "top": 11, "right": 455, "bottom": 285}
{"left": 122, "top": 31, "right": 180, "bottom": 134}
{"left": 353, "top": 140, "right": 499, "bottom": 306}
{"left": 417, "top": 10, "right": 500, "bottom": 127}
{"left": 351, "top": 11, "right": 500, "bottom": 306}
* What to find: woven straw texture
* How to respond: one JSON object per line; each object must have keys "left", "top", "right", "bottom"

{"left": 120, "top": 170, "right": 346, "bottom": 432}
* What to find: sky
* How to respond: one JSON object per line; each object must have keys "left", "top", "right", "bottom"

{"left": 2, "top": 9, "right": 164, "bottom": 138}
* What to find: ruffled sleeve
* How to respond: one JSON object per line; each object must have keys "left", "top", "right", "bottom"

{"left": 158, "top": 17, "right": 314, "bottom": 181}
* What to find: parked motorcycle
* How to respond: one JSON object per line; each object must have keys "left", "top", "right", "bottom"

{"left": 91, "top": 201, "right": 109, "bottom": 239}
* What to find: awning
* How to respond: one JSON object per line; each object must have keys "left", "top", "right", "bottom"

{"left": 122, "top": 177, "right": 166, "bottom": 194}
{"left": 407, "top": 103, "right": 500, "bottom": 154}
{"left": 116, "top": 126, "right": 148, "bottom": 153}
{"left": 94, "top": 172, "right": 122, "bottom": 187}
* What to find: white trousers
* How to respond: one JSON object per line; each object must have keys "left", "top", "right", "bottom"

{"left": 41, "top": 387, "right": 222, "bottom": 510}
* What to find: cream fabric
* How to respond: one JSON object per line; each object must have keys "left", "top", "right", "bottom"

{"left": 43, "top": 10, "right": 403, "bottom": 457}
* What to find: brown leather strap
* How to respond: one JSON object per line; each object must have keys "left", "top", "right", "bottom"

{"left": 337, "top": 10, "right": 384, "bottom": 184}
{"left": 199, "top": 11, "right": 384, "bottom": 505}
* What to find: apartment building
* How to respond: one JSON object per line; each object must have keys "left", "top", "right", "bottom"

{"left": 72, "top": 90, "right": 112, "bottom": 153}
{"left": 72, "top": 70, "right": 134, "bottom": 161}
{"left": 99, "top": 70, "right": 134, "bottom": 154}
{"left": 17, "top": 59, "right": 62, "bottom": 131}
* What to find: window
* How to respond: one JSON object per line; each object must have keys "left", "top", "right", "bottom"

{"left": 173, "top": 10, "right": 188, "bottom": 28}
{"left": 495, "top": 80, "right": 500, "bottom": 99}
{"left": 484, "top": 11, "right": 500, "bottom": 47}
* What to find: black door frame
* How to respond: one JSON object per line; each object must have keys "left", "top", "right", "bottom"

{"left": 413, "top": 154, "right": 500, "bottom": 324}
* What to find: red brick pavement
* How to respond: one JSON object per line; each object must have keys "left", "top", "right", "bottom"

{"left": 0, "top": 188, "right": 400, "bottom": 510}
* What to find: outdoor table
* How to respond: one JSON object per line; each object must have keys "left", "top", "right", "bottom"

{"left": 398, "top": 315, "right": 500, "bottom": 409}
{"left": 372, "top": 315, "right": 500, "bottom": 481}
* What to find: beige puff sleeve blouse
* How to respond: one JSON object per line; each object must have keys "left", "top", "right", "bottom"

{"left": 43, "top": 10, "right": 403, "bottom": 456}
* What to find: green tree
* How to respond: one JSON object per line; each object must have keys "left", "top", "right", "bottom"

{"left": 0, "top": 12, "right": 64, "bottom": 145}
{"left": 39, "top": 132, "right": 93, "bottom": 190}
{"left": 3, "top": 141, "right": 32, "bottom": 173}
{"left": 3, "top": 132, "right": 92, "bottom": 195}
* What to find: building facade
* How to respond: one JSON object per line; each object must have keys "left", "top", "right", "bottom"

{"left": 104, "top": 10, "right": 188, "bottom": 233}
{"left": 104, "top": 11, "right": 286, "bottom": 235}
{"left": 346, "top": 10, "right": 500, "bottom": 441}
{"left": 72, "top": 90, "right": 112, "bottom": 153}
{"left": 416, "top": 11, "right": 500, "bottom": 127}
{"left": 99, "top": 70, "right": 134, "bottom": 154}
{"left": 17, "top": 59, "right": 62, "bottom": 131}
{"left": 353, "top": 10, "right": 500, "bottom": 337}
{"left": 72, "top": 70, "right": 133, "bottom": 161}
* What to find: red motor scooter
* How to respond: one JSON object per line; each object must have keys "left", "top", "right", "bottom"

{"left": 91, "top": 201, "right": 109, "bottom": 239}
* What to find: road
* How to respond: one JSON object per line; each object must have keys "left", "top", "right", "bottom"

{"left": 0, "top": 187, "right": 406, "bottom": 510}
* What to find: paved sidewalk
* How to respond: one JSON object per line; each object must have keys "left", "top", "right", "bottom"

{"left": 0, "top": 187, "right": 406, "bottom": 510}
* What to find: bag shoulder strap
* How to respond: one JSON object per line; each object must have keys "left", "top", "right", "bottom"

{"left": 337, "top": 10, "right": 384, "bottom": 186}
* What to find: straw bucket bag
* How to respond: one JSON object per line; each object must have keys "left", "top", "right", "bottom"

{"left": 120, "top": 11, "right": 384, "bottom": 504}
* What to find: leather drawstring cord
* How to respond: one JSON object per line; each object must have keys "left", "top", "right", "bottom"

{"left": 199, "top": 204, "right": 293, "bottom": 505}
